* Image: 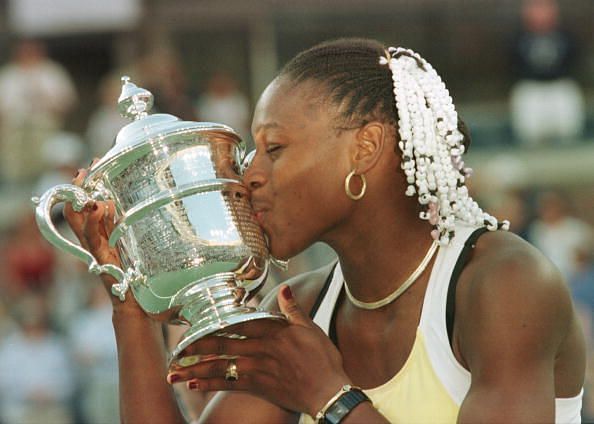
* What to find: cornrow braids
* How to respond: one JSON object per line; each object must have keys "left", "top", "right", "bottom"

{"left": 279, "top": 38, "right": 397, "bottom": 128}
{"left": 280, "top": 38, "right": 508, "bottom": 244}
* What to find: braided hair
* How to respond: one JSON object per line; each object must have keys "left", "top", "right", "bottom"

{"left": 279, "top": 38, "right": 507, "bottom": 244}
{"left": 279, "top": 38, "right": 398, "bottom": 129}
{"left": 279, "top": 38, "right": 472, "bottom": 147}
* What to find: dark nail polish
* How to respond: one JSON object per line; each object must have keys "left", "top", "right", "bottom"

{"left": 282, "top": 286, "right": 293, "bottom": 301}
{"left": 168, "top": 373, "right": 181, "bottom": 383}
{"left": 92, "top": 204, "right": 99, "bottom": 211}
{"left": 188, "top": 380, "right": 199, "bottom": 390}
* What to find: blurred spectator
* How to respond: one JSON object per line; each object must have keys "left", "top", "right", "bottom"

{"left": 509, "top": 0, "right": 585, "bottom": 147}
{"left": 571, "top": 238, "right": 594, "bottom": 323}
{"left": 0, "top": 299, "right": 16, "bottom": 342}
{"left": 0, "top": 294, "right": 75, "bottom": 424}
{"left": 68, "top": 284, "right": 119, "bottom": 424}
{"left": 34, "top": 131, "right": 87, "bottom": 197}
{"left": 481, "top": 189, "right": 532, "bottom": 240}
{"left": 195, "top": 71, "right": 251, "bottom": 142}
{"left": 49, "top": 251, "right": 94, "bottom": 334}
{"left": 86, "top": 75, "right": 130, "bottom": 158}
{"left": 1, "top": 211, "right": 56, "bottom": 299}
{"left": 136, "top": 46, "right": 195, "bottom": 121}
{"left": 528, "top": 190, "right": 593, "bottom": 280}
{"left": 569, "top": 238, "right": 594, "bottom": 421}
{"left": 0, "top": 39, "right": 77, "bottom": 186}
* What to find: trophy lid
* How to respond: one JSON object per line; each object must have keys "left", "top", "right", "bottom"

{"left": 87, "top": 76, "right": 243, "bottom": 179}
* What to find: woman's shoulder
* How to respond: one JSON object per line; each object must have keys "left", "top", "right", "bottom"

{"left": 466, "top": 229, "right": 564, "bottom": 285}
{"left": 458, "top": 229, "right": 571, "bottom": 309}
{"left": 259, "top": 261, "right": 338, "bottom": 315}
{"left": 455, "top": 229, "right": 577, "bottom": 360}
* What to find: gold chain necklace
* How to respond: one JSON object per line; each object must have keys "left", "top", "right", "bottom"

{"left": 344, "top": 241, "right": 439, "bottom": 310}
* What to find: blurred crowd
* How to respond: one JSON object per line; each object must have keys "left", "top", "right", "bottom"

{"left": 0, "top": 35, "right": 254, "bottom": 424}
{"left": 0, "top": 0, "right": 592, "bottom": 422}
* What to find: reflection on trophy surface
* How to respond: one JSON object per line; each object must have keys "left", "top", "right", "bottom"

{"left": 33, "top": 76, "right": 285, "bottom": 365}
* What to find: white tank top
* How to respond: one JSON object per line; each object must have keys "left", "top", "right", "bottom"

{"left": 301, "top": 224, "right": 583, "bottom": 423}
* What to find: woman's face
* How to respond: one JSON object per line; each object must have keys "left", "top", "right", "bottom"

{"left": 245, "top": 78, "right": 355, "bottom": 259}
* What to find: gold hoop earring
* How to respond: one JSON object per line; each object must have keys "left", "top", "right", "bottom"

{"left": 345, "top": 170, "right": 367, "bottom": 200}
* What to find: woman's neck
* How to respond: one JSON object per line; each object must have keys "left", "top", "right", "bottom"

{"left": 324, "top": 194, "right": 435, "bottom": 305}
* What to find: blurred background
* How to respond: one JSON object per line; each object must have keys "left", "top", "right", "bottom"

{"left": 0, "top": 0, "right": 592, "bottom": 422}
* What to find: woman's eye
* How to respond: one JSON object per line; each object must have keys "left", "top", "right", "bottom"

{"left": 266, "top": 144, "right": 283, "bottom": 154}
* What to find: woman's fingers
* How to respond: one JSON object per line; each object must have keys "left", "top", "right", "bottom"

{"left": 62, "top": 166, "right": 120, "bottom": 267}
{"left": 83, "top": 201, "right": 112, "bottom": 258}
{"left": 168, "top": 357, "right": 274, "bottom": 393}
{"left": 63, "top": 168, "right": 92, "bottom": 248}
{"left": 216, "top": 318, "right": 288, "bottom": 339}
{"left": 174, "top": 321, "right": 288, "bottom": 365}
{"left": 103, "top": 200, "right": 117, "bottom": 237}
{"left": 73, "top": 167, "right": 87, "bottom": 185}
{"left": 176, "top": 335, "right": 267, "bottom": 360}
{"left": 277, "top": 285, "right": 312, "bottom": 327}
{"left": 184, "top": 372, "right": 275, "bottom": 393}
{"left": 63, "top": 202, "right": 90, "bottom": 250}
{"left": 169, "top": 356, "right": 263, "bottom": 381}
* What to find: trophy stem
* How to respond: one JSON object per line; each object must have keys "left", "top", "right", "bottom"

{"left": 168, "top": 274, "right": 285, "bottom": 366}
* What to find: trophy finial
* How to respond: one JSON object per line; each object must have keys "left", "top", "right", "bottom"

{"left": 118, "top": 76, "right": 154, "bottom": 121}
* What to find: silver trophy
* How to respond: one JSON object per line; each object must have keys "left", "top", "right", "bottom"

{"left": 34, "top": 77, "right": 285, "bottom": 364}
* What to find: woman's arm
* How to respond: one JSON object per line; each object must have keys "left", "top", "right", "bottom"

{"left": 64, "top": 167, "right": 186, "bottom": 423}
{"left": 456, "top": 237, "right": 585, "bottom": 423}
{"left": 113, "top": 307, "right": 185, "bottom": 424}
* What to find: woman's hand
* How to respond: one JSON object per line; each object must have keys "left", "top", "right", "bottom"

{"left": 63, "top": 166, "right": 143, "bottom": 314}
{"left": 167, "top": 285, "right": 352, "bottom": 417}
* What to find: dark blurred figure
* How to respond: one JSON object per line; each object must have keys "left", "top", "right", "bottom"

{"left": 0, "top": 294, "right": 74, "bottom": 424}
{"left": 0, "top": 39, "right": 77, "bottom": 187}
{"left": 510, "top": 0, "right": 585, "bottom": 147}
{"left": 137, "top": 46, "right": 195, "bottom": 121}
{"left": 195, "top": 71, "right": 251, "bottom": 143}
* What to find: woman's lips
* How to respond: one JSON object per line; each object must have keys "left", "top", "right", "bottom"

{"left": 254, "top": 210, "right": 266, "bottom": 226}
{"left": 251, "top": 200, "right": 270, "bottom": 227}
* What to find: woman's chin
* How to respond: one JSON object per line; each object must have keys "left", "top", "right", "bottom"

{"left": 268, "top": 240, "right": 308, "bottom": 263}
{"left": 269, "top": 247, "right": 292, "bottom": 262}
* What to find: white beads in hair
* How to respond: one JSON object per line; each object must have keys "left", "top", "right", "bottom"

{"left": 380, "top": 47, "right": 509, "bottom": 245}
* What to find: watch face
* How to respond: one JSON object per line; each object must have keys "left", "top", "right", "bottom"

{"left": 324, "top": 389, "right": 369, "bottom": 424}
{"left": 327, "top": 403, "right": 349, "bottom": 422}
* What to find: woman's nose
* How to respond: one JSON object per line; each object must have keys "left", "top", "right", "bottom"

{"left": 242, "top": 151, "right": 266, "bottom": 190}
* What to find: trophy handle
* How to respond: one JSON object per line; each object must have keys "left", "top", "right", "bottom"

{"left": 32, "top": 184, "right": 132, "bottom": 301}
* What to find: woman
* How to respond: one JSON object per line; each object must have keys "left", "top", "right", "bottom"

{"left": 65, "top": 38, "right": 585, "bottom": 423}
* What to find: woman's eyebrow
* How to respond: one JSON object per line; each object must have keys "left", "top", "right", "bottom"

{"left": 253, "top": 122, "right": 284, "bottom": 134}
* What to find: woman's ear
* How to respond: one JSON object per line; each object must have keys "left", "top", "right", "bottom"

{"left": 351, "top": 121, "right": 387, "bottom": 173}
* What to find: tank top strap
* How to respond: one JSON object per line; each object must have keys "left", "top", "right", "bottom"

{"left": 418, "top": 223, "right": 482, "bottom": 405}
{"left": 310, "top": 261, "right": 344, "bottom": 334}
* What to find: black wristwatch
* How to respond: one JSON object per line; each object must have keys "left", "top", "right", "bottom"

{"left": 317, "top": 385, "right": 372, "bottom": 424}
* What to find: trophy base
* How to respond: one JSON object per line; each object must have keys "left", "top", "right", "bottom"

{"left": 169, "top": 309, "right": 286, "bottom": 367}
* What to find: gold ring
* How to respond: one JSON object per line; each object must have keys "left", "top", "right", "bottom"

{"left": 224, "top": 359, "right": 239, "bottom": 382}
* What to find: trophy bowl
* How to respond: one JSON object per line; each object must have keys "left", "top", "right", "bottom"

{"left": 33, "top": 77, "right": 285, "bottom": 365}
